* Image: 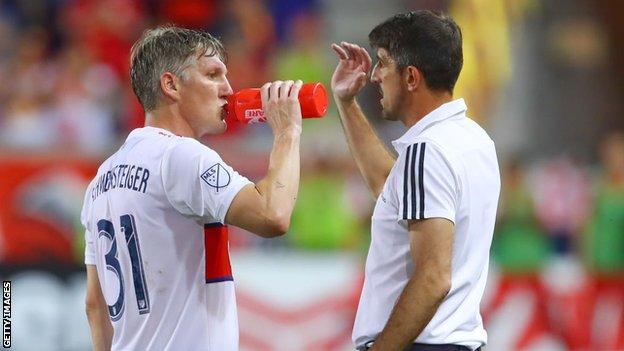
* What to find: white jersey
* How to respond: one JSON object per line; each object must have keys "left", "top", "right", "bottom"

{"left": 81, "top": 126, "right": 252, "bottom": 351}
{"left": 353, "top": 99, "right": 500, "bottom": 350}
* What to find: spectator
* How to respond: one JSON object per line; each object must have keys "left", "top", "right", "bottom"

{"left": 533, "top": 156, "right": 591, "bottom": 254}
{"left": 493, "top": 157, "right": 550, "bottom": 273}
{"left": 584, "top": 131, "right": 624, "bottom": 275}
{"left": 572, "top": 131, "right": 624, "bottom": 350}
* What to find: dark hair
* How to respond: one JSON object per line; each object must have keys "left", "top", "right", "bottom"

{"left": 130, "top": 25, "right": 227, "bottom": 112}
{"left": 369, "top": 10, "right": 463, "bottom": 92}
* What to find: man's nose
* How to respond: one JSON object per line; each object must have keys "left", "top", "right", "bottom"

{"left": 370, "top": 66, "right": 380, "bottom": 84}
{"left": 371, "top": 67, "right": 379, "bottom": 83}
{"left": 222, "top": 80, "right": 234, "bottom": 98}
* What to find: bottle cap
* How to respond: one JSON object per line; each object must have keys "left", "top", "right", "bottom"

{"left": 299, "top": 82, "right": 328, "bottom": 117}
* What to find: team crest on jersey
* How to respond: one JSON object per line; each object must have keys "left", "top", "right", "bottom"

{"left": 201, "top": 164, "right": 231, "bottom": 192}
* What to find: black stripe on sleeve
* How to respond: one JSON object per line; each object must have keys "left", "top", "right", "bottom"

{"left": 418, "top": 143, "right": 427, "bottom": 219}
{"left": 402, "top": 145, "right": 412, "bottom": 219}
{"left": 410, "top": 143, "right": 419, "bottom": 219}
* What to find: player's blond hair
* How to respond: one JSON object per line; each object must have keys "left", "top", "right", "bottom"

{"left": 130, "top": 25, "right": 227, "bottom": 112}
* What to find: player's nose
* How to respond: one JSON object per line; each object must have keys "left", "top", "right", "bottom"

{"left": 221, "top": 79, "right": 234, "bottom": 98}
{"left": 370, "top": 65, "right": 381, "bottom": 84}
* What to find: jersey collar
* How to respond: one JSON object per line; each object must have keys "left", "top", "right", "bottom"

{"left": 391, "top": 98, "right": 467, "bottom": 153}
{"left": 129, "top": 126, "right": 177, "bottom": 139}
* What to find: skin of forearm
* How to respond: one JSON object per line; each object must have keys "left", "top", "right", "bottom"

{"left": 255, "top": 130, "right": 301, "bottom": 225}
{"left": 87, "top": 307, "right": 113, "bottom": 351}
{"left": 335, "top": 97, "right": 395, "bottom": 198}
{"left": 370, "top": 272, "right": 450, "bottom": 351}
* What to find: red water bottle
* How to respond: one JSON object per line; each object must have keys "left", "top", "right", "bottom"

{"left": 226, "top": 82, "right": 328, "bottom": 124}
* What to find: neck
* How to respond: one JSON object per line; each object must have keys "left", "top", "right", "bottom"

{"left": 144, "top": 105, "right": 195, "bottom": 138}
{"left": 402, "top": 90, "right": 454, "bottom": 128}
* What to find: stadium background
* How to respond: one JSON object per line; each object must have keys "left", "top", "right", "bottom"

{"left": 1, "top": 0, "right": 624, "bottom": 350}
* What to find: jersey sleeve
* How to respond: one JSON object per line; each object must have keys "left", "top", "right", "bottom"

{"left": 395, "top": 141, "right": 459, "bottom": 223}
{"left": 84, "top": 229, "right": 96, "bottom": 265}
{"left": 81, "top": 184, "right": 96, "bottom": 265}
{"left": 161, "top": 139, "right": 252, "bottom": 223}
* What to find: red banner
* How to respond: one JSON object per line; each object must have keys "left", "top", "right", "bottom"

{"left": 0, "top": 153, "right": 99, "bottom": 264}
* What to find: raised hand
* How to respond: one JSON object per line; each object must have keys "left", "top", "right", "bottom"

{"left": 331, "top": 42, "right": 373, "bottom": 102}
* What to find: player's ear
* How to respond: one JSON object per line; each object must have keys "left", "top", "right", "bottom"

{"left": 160, "top": 72, "right": 181, "bottom": 102}
{"left": 404, "top": 66, "right": 421, "bottom": 92}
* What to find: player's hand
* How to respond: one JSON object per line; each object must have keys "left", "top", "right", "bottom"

{"left": 261, "top": 80, "right": 303, "bottom": 136}
{"left": 331, "top": 42, "right": 372, "bottom": 103}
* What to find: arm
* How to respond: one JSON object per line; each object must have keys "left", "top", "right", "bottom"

{"left": 370, "top": 218, "right": 453, "bottom": 351}
{"left": 85, "top": 265, "right": 113, "bottom": 351}
{"left": 225, "top": 80, "right": 302, "bottom": 237}
{"left": 331, "top": 42, "right": 395, "bottom": 198}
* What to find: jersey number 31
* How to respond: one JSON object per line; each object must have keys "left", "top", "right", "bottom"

{"left": 98, "top": 214, "right": 150, "bottom": 321}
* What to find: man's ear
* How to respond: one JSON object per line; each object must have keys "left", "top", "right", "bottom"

{"left": 160, "top": 72, "right": 181, "bottom": 102}
{"left": 404, "top": 66, "right": 422, "bottom": 92}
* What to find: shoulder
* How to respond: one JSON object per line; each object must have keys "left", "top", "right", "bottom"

{"left": 401, "top": 137, "right": 455, "bottom": 166}
{"left": 421, "top": 117, "right": 494, "bottom": 157}
{"left": 161, "top": 137, "right": 228, "bottom": 184}
{"left": 164, "top": 137, "right": 221, "bottom": 164}
{"left": 81, "top": 158, "right": 112, "bottom": 225}
{"left": 81, "top": 177, "right": 96, "bottom": 221}
{"left": 391, "top": 139, "right": 459, "bottom": 193}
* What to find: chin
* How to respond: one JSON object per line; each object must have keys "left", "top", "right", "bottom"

{"left": 381, "top": 109, "right": 400, "bottom": 121}
{"left": 218, "top": 121, "right": 228, "bottom": 133}
{"left": 212, "top": 120, "right": 228, "bottom": 134}
{"left": 197, "top": 122, "right": 227, "bottom": 138}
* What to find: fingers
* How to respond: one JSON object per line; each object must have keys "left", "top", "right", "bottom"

{"left": 332, "top": 41, "right": 371, "bottom": 65}
{"left": 348, "top": 42, "right": 370, "bottom": 67}
{"left": 335, "top": 42, "right": 373, "bottom": 74}
{"left": 280, "top": 80, "right": 294, "bottom": 102}
{"left": 358, "top": 46, "right": 373, "bottom": 72}
{"left": 349, "top": 43, "right": 372, "bottom": 75}
{"left": 269, "top": 80, "right": 284, "bottom": 103}
{"left": 260, "top": 79, "right": 303, "bottom": 132}
{"left": 260, "top": 82, "right": 271, "bottom": 107}
{"left": 331, "top": 43, "right": 349, "bottom": 60}
{"left": 289, "top": 80, "right": 303, "bottom": 99}
{"left": 262, "top": 79, "right": 301, "bottom": 105}
{"left": 341, "top": 42, "right": 360, "bottom": 64}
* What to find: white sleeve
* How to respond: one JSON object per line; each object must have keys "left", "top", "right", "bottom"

{"left": 161, "top": 139, "right": 252, "bottom": 223}
{"left": 84, "top": 229, "right": 96, "bottom": 265}
{"left": 395, "top": 141, "right": 458, "bottom": 223}
{"left": 81, "top": 185, "right": 96, "bottom": 265}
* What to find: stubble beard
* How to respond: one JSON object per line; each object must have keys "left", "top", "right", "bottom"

{"left": 380, "top": 89, "right": 406, "bottom": 121}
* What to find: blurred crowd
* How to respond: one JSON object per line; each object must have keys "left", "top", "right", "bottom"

{"left": 0, "top": 0, "right": 331, "bottom": 154}
{"left": 488, "top": 132, "right": 624, "bottom": 350}
{"left": 495, "top": 131, "right": 624, "bottom": 278}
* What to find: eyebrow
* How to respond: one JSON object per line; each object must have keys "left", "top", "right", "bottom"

{"left": 206, "top": 65, "right": 227, "bottom": 76}
{"left": 202, "top": 56, "right": 227, "bottom": 72}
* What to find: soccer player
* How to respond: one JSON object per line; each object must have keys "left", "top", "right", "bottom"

{"left": 82, "top": 26, "right": 303, "bottom": 350}
{"left": 330, "top": 11, "right": 500, "bottom": 351}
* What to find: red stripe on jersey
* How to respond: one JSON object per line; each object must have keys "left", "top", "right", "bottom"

{"left": 204, "top": 223, "right": 233, "bottom": 283}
